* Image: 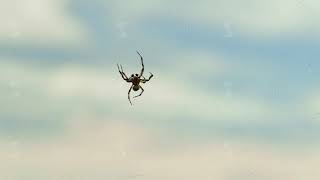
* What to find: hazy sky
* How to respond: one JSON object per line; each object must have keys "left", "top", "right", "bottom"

{"left": 0, "top": 0, "right": 320, "bottom": 179}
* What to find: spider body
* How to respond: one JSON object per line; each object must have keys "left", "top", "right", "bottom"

{"left": 131, "top": 74, "right": 141, "bottom": 86}
{"left": 117, "top": 51, "right": 153, "bottom": 105}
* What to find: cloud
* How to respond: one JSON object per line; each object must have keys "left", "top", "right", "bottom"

{"left": 105, "top": 0, "right": 319, "bottom": 37}
{"left": 0, "top": 55, "right": 280, "bottom": 123}
{"left": 0, "top": 119, "right": 319, "bottom": 180}
{"left": 303, "top": 89, "right": 320, "bottom": 121}
{"left": 0, "top": 0, "right": 87, "bottom": 45}
{"left": 41, "top": 60, "right": 273, "bottom": 122}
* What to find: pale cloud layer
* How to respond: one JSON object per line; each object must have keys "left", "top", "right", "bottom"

{"left": 0, "top": 119, "right": 318, "bottom": 180}
{"left": 0, "top": 59, "right": 285, "bottom": 123}
{"left": 106, "top": 0, "right": 320, "bottom": 37}
{"left": 0, "top": 0, "right": 318, "bottom": 45}
{"left": 0, "top": 0, "right": 86, "bottom": 45}
{"left": 303, "top": 89, "right": 320, "bottom": 121}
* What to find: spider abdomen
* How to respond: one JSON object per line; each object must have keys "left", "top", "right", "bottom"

{"left": 133, "top": 85, "right": 140, "bottom": 91}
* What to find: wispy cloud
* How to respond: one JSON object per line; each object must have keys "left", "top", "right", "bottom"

{"left": 102, "top": 0, "right": 320, "bottom": 37}
{"left": 0, "top": 0, "right": 87, "bottom": 45}
{"left": 0, "top": 119, "right": 319, "bottom": 180}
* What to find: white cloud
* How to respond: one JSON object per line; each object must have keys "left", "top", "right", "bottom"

{"left": 0, "top": 56, "right": 281, "bottom": 122}
{"left": 303, "top": 89, "right": 320, "bottom": 121}
{"left": 0, "top": 119, "right": 318, "bottom": 180}
{"left": 45, "top": 58, "right": 279, "bottom": 122}
{"left": 0, "top": 0, "right": 87, "bottom": 45}
{"left": 106, "top": 0, "right": 320, "bottom": 37}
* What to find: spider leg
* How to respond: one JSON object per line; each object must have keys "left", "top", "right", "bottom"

{"left": 140, "top": 75, "right": 147, "bottom": 82}
{"left": 142, "top": 72, "right": 153, "bottom": 83}
{"left": 117, "top": 64, "right": 124, "bottom": 77}
{"left": 117, "top": 63, "right": 130, "bottom": 82}
{"left": 148, "top": 72, "right": 153, "bottom": 80}
{"left": 117, "top": 64, "right": 125, "bottom": 78}
{"left": 128, "top": 85, "right": 133, "bottom": 105}
{"left": 133, "top": 85, "right": 144, "bottom": 98}
{"left": 136, "top": 51, "right": 144, "bottom": 77}
{"left": 120, "top": 64, "right": 129, "bottom": 79}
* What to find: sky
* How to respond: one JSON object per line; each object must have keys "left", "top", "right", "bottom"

{"left": 0, "top": 0, "right": 320, "bottom": 179}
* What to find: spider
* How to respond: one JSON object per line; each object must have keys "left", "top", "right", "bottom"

{"left": 117, "top": 51, "right": 153, "bottom": 105}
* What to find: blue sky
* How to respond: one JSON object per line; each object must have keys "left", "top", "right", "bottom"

{"left": 0, "top": 0, "right": 320, "bottom": 179}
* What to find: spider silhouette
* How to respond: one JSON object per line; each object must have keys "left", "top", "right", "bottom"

{"left": 117, "top": 51, "right": 153, "bottom": 105}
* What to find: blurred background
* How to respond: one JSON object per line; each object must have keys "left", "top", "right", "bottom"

{"left": 0, "top": 0, "right": 320, "bottom": 179}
